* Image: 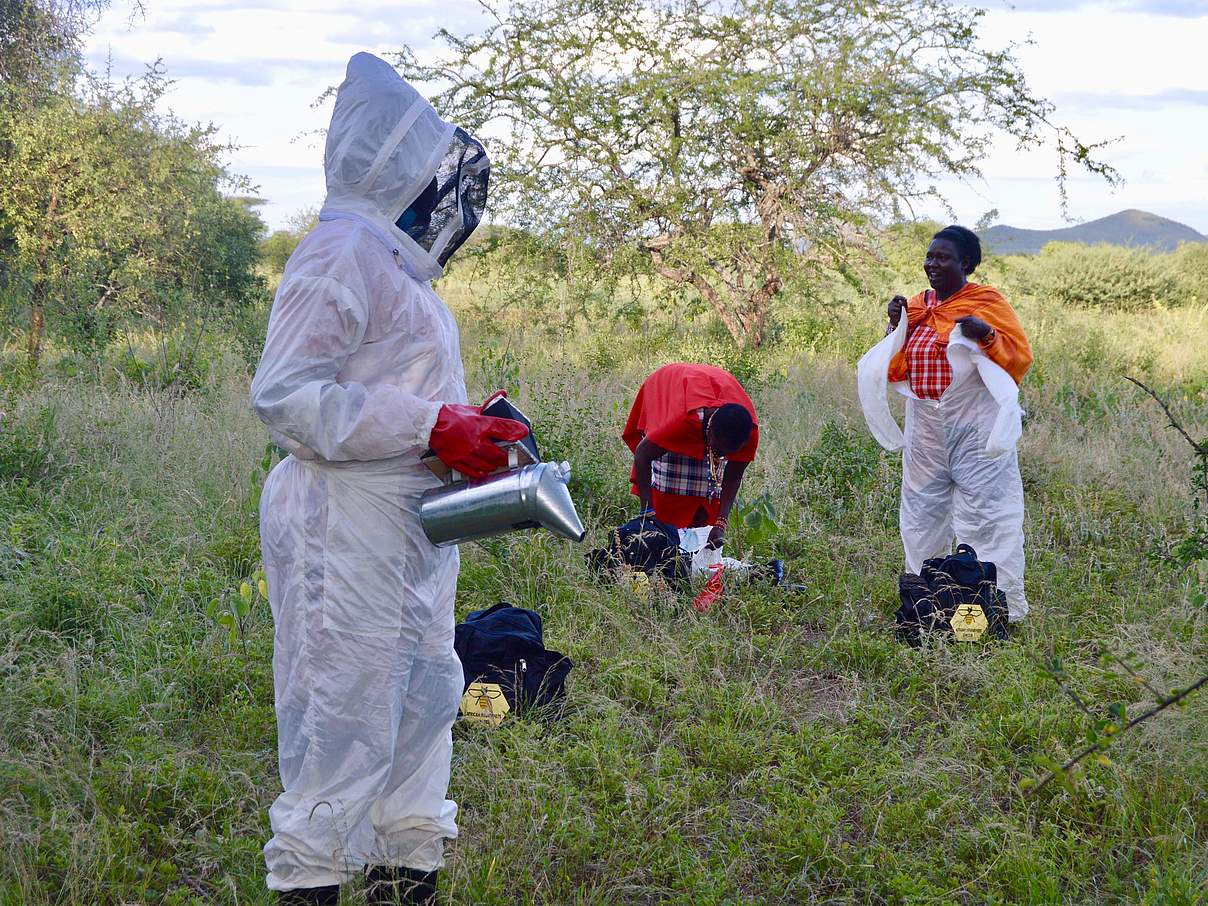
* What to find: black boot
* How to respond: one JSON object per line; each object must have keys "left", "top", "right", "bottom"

{"left": 277, "top": 886, "right": 339, "bottom": 905}
{"left": 365, "top": 865, "right": 438, "bottom": 905}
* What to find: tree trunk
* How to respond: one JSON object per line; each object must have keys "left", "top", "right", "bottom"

{"left": 640, "top": 233, "right": 781, "bottom": 348}
{"left": 28, "top": 195, "right": 59, "bottom": 368}
{"left": 642, "top": 238, "right": 745, "bottom": 343}
{"left": 738, "top": 272, "right": 781, "bottom": 349}
{"left": 27, "top": 280, "right": 45, "bottom": 367}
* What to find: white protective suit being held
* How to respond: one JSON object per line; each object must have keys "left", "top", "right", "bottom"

{"left": 249, "top": 53, "right": 495, "bottom": 894}
{"left": 857, "top": 316, "right": 1031, "bottom": 622}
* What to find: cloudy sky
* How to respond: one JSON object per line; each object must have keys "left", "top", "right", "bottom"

{"left": 85, "top": 0, "right": 1208, "bottom": 234}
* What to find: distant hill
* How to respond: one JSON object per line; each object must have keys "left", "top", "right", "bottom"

{"left": 980, "top": 209, "right": 1206, "bottom": 255}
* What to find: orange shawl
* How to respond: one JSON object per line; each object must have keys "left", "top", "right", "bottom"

{"left": 888, "top": 283, "right": 1033, "bottom": 386}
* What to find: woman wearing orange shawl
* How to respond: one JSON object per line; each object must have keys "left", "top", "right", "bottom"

{"left": 879, "top": 225, "right": 1033, "bottom": 621}
{"left": 623, "top": 363, "right": 758, "bottom": 551}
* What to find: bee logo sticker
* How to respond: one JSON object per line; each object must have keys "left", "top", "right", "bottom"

{"left": 950, "top": 603, "right": 988, "bottom": 642}
{"left": 460, "top": 681, "right": 509, "bottom": 726}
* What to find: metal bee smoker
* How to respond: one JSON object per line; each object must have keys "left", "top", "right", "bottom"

{"left": 418, "top": 393, "right": 587, "bottom": 547}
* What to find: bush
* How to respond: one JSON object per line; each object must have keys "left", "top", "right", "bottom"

{"left": 671, "top": 331, "right": 764, "bottom": 390}
{"left": 0, "top": 405, "right": 58, "bottom": 484}
{"left": 258, "top": 207, "right": 318, "bottom": 275}
{"left": 258, "top": 230, "right": 302, "bottom": 275}
{"left": 1172, "top": 242, "right": 1208, "bottom": 306}
{"left": 1021, "top": 242, "right": 1184, "bottom": 310}
{"left": 772, "top": 308, "right": 885, "bottom": 364}
{"left": 792, "top": 420, "right": 893, "bottom": 525}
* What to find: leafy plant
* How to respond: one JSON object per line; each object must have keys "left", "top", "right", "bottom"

{"left": 474, "top": 342, "right": 522, "bottom": 396}
{"left": 792, "top": 420, "right": 890, "bottom": 525}
{"left": 207, "top": 570, "right": 267, "bottom": 650}
{"left": 730, "top": 491, "right": 780, "bottom": 557}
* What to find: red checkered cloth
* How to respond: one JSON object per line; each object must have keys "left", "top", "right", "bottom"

{"left": 904, "top": 290, "right": 953, "bottom": 400}
{"left": 651, "top": 451, "right": 722, "bottom": 500}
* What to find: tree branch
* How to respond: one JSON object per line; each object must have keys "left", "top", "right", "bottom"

{"left": 1026, "top": 674, "right": 1208, "bottom": 797}
{"left": 1125, "top": 376, "right": 1208, "bottom": 456}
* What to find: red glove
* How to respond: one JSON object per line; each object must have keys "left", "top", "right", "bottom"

{"left": 482, "top": 388, "right": 508, "bottom": 409}
{"left": 429, "top": 403, "right": 529, "bottom": 479}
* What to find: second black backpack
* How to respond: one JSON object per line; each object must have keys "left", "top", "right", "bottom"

{"left": 895, "top": 544, "right": 1009, "bottom": 648}
{"left": 454, "top": 603, "right": 572, "bottom": 715}
{"left": 586, "top": 515, "right": 691, "bottom": 585}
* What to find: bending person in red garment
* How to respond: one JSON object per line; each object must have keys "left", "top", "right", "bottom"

{"left": 623, "top": 363, "right": 759, "bottom": 552}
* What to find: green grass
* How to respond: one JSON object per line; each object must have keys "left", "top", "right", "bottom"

{"left": 0, "top": 284, "right": 1205, "bottom": 904}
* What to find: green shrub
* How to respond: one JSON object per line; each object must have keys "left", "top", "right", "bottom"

{"left": 111, "top": 342, "right": 212, "bottom": 393}
{"left": 792, "top": 420, "right": 894, "bottom": 525}
{"left": 1172, "top": 242, "right": 1208, "bottom": 305}
{"left": 258, "top": 229, "right": 302, "bottom": 274}
{"left": 773, "top": 308, "right": 886, "bottom": 364}
{"left": 774, "top": 312, "right": 841, "bottom": 356}
{"left": 0, "top": 405, "right": 58, "bottom": 484}
{"left": 671, "top": 332, "right": 764, "bottom": 389}
{"left": 1022, "top": 242, "right": 1184, "bottom": 310}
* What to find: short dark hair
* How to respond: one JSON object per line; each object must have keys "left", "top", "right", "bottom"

{"left": 932, "top": 225, "right": 982, "bottom": 275}
{"left": 710, "top": 403, "right": 754, "bottom": 449}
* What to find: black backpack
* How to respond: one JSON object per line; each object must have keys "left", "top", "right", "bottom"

{"left": 895, "top": 544, "right": 1009, "bottom": 648}
{"left": 586, "top": 515, "right": 691, "bottom": 584}
{"left": 454, "top": 603, "right": 572, "bottom": 716}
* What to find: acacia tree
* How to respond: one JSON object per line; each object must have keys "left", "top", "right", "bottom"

{"left": 1, "top": 1, "right": 264, "bottom": 371}
{"left": 0, "top": 69, "right": 264, "bottom": 366}
{"left": 397, "top": 0, "right": 1117, "bottom": 346}
{"left": 0, "top": 0, "right": 108, "bottom": 101}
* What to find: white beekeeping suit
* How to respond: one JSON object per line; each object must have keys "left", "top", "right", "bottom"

{"left": 857, "top": 320, "right": 1029, "bottom": 621}
{"left": 249, "top": 53, "right": 504, "bottom": 901}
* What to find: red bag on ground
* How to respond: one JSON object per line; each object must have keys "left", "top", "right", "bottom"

{"left": 692, "top": 564, "right": 725, "bottom": 612}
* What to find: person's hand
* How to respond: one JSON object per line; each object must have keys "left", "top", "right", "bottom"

{"left": 428, "top": 403, "right": 530, "bottom": 479}
{"left": 706, "top": 520, "right": 726, "bottom": 550}
{"left": 888, "top": 294, "right": 907, "bottom": 327}
{"left": 955, "top": 315, "right": 995, "bottom": 344}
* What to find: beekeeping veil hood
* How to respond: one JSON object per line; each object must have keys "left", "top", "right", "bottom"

{"left": 320, "top": 52, "right": 489, "bottom": 280}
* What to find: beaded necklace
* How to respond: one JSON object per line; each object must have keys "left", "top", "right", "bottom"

{"left": 704, "top": 411, "right": 723, "bottom": 495}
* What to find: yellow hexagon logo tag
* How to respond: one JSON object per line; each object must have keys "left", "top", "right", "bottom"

{"left": 950, "top": 603, "right": 988, "bottom": 642}
{"left": 460, "top": 681, "right": 510, "bottom": 726}
{"left": 622, "top": 568, "right": 650, "bottom": 594}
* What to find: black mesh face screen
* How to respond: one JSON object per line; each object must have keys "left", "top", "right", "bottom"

{"left": 415, "top": 128, "right": 489, "bottom": 266}
{"left": 397, "top": 177, "right": 438, "bottom": 240}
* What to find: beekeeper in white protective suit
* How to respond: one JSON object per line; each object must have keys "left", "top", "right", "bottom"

{"left": 250, "top": 53, "right": 528, "bottom": 906}
{"left": 856, "top": 225, "right": 1034, "bottom": 622}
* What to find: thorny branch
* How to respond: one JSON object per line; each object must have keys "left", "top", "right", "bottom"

{"left": 1027, "top": 376, "right": 1207, "bottom": 797}
{"left": 1126, "top": 374, "right": 1208, "bottom": 544}
{"left": 1026, "top": 675, "right": 1208, "bottom": 797}
{"left": 1125, "top": 376, "right": 1208, "bottom": 457}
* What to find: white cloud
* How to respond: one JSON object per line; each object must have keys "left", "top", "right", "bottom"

{"left": 918, "top": 5, "right": 1208, "bottom": 231}
{"left": 85, "top": 0, "right": 487, "bottom": 228}
{"left": 972, "top": 0, "right": 1207, "bottom": 16}
{"left": 1053, "top": 89, "right": 1208, "bottom": 110}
